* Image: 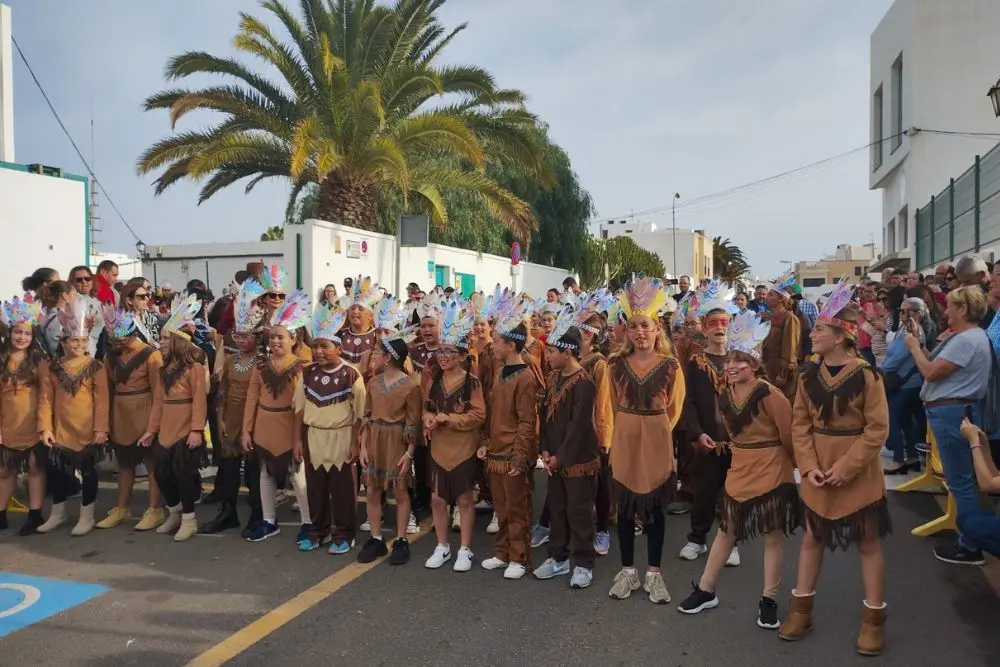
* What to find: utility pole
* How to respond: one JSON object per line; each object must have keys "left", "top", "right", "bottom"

{"left": 89, "top": 116, "right": 102, "bottom": 256}
{"left": 671, "top": 193, "right": 680, "bottom": 277}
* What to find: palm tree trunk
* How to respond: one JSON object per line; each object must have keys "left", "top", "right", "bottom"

{"left": 315, "top": 174, "right": 379, "bottom": 230}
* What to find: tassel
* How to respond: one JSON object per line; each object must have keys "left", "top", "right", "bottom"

{"left": 720, "top": 483, "right": 801, "bottom": 543}
{"left": 802, "top": 496, "right": 893, "bottom": 552}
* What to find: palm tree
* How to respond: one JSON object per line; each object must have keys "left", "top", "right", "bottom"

{"left": 137, "top": 0, "right": 549, "bottom": 239}
{"left": 712, "top": 236, "right": 750, "bottom": 285}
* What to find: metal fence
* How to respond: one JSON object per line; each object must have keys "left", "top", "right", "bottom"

{"left": 915, "top": 141, "right": 1000, "bottom": 270}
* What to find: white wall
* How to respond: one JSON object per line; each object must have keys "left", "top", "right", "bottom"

{"left": 141, "top": 241, "right": 284, "bottom": 293}
{"left": 0, "top": 165, "right": 87, "bottom": 294}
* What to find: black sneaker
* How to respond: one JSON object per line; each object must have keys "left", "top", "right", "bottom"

{"left": 390, "top": 538, "right": 411, "bottom": 565}
{"left": 757, "top": 596, "right": 779, "bottom": 629}
{"left": 677, "top": 582, "right": 718, "bottom": 615}
{"left": 18, "top": 510, "right": 44, "bottom": 536}
{"left": 0, "top": 510, "right": 7, "bottom": 530}
{"left": 934, "top": 544, "right": 986, "bottom": 566}
{"left": 357, "top": 537, "right": 389, "bottom": 564}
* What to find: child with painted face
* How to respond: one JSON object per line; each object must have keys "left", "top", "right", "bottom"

{"left": 293, "top": 303, "right": 367, "bottom": 555}
{"left": 422, "top": 299, "right": 486, "bottom": 573}
{"left": 37, "top": 300, "right": 110, "bottom": 536}
{"left": 678, "top": 309, "right": 799, "bottom": 631}
{"left": 0, "top": 295, "right": 49, "bottom": 535}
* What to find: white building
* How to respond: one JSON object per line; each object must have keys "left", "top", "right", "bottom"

{"left": 594, "top": 219, "right": 713, "bottom": 281}
{"left": 869, "top": 0, "right": 1000, "bottom": 273}
{"left": 140, "top": 241, "right": 283, "bottom": 293}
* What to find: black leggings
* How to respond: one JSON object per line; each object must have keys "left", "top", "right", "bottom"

{"left": 156, "top": 465, "right": 202, "bottom": 514}
{"left": 50, "top": 459, "right": 98, "bottom": 506}
{"left": 618, "top": 506, "right": 666, "bottom": 568}
{"left": 220, "top": 457, "right": 261, "bottom": 509}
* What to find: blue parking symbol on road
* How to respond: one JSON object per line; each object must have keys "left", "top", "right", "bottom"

{"left": 0, "top": 573, "right": 108, "bottom": 638}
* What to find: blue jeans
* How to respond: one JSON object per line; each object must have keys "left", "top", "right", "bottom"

{"left": 957, "top": 509, "right": 1000, "bottom": 558}
{"left": 926, "top": 403, "right": 984, "bottom": 552}
{"left": 887, "top": 387, "right": 922, "bottom": 463}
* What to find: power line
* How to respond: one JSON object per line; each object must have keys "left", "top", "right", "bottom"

{"left": 11, "top": 36, "right": 142, "bottom": 244}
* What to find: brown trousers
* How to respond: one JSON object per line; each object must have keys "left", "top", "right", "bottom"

{"left": 305, "top": 460, "right": 358, "bottom": 543}
{"left": 547, "top": 474, "right": 598, "bottom": 569}
{"left": 490, "top": 470, "right": 532, "bottom": 567}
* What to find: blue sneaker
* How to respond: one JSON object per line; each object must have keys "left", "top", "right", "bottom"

{"left": 533, "top": 557, "right": 570, "bottom": 580}
{"left": 530, "top": 524, "right": 550, "bottom": 548}
{"left": 246, "top": 521, "right": 280, "bottom": 542}
{"left": 298, "top": 537, "right": 321, "bottom": 552}
{"left": 296, "top": 523, "right": 313, "bottom": 542}
{"left": 570, "top": 566, "right": 593, "bottom": 589}
{"left": 328, "top": 539, "right": 354, "bottom": 555}
{"left": 594, "top": 531, "right": 611, "bottom": 556}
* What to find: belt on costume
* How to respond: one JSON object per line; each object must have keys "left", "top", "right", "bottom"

{"left": 373, "top": 419, "right": 404, "bottom": 427}
{"left": 164, "top": 398, "right": 192, "bottom": 405}
{"left": 728, "top": 439, "right": 781, "bottom": 450}
{"left": 116, "top": 389, "right": 151, "bottom": 397}
{"left": 813, "top": 426, "right": 864, "bottom": 437}
{"left": 617, "top": 407, "right": 666, "bottom": 416}
{"left": 307, "top": 423, "right": 353, "bottom": 431}
{"left": 260, "top": 405, "right": 293, "bottom": 413}
{"left": 924, "top": 398, "right": 976, "bottom": 409}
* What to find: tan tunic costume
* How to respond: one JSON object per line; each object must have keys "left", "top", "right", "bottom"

{"left": 791, "top": 358, "right": 891, "bottom": 549}
{"left": 718, "top": 379, "right": 800, "bottom": 543}
{"left": 362, "top": 372, "right": 421, "bottom": 492}
{"left": 243, "top": 356, "right": 301, "bottom": 477}
{"left": 106, "top": 339, "right": 162, "bottom": 467}
{"left": 762, "top": 310, "right": 800, "bottom": 399}
{"left": 39, "top": 356, "right": 110, "bottom": 468}
{"left": 0, "top": 355, "right": 47, "bottom": 470}
{"left": 216, "top": 349, "right": 257, "bottom": 458}
{"left": 149, "top": 363, "right": 209, "bottom": 469}
{"left": 426, "top": 370, "right": 486, "bottom": 503}
{"left": 609, "top": 354, "right": 685, "bottom": 520}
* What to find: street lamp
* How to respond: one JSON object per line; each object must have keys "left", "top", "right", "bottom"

{"left": 989, "top": 77, "right": 1000, "bottom": 118}
{"left": 671, "top": 193, "right": 680, "bottom": 277}
{"left": 135, "top": 240, "right": 147, "bottom": 257}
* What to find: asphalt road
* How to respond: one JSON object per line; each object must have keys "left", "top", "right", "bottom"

{"left": 0, "top": 472, "right": 997, "bottom": 667}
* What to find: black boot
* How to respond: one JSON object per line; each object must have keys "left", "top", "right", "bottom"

{"left": 18, "top": 509, "right": 44, "bottom": 536}
{"left": 201, "top": 488, "right": 224, "bottom": 505}
{"left": 0, "top": 510, "right": 7, "bottom": 530}
{"left": 200, "top": 501, "right": 240, "bottom": 534}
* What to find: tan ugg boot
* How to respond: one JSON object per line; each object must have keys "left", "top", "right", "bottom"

{"left": 777, "top": 590, "right": 814, "bottom": 641}
{"left": 135, "top": 507, "right": 167, "bottom": 532}
{"left": 36, "top": 502, "right": 67, "bottom": 533}
{"left": 71, "top": 503, "right": 96, "bottom": 536}
{"left": 156, "top": 505, "right": 182, "bottom": 534}
{"left": 856, "top": 602, "right": 887, "bottom": 656}
{"left": 173, "top": 514, "right": 198, "bottom": 542}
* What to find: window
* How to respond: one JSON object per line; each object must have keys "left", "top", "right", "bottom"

{"left": 854, "top": 266, "right": 863, "bottom": 276}
{"left": 872, "top": 85, "right": 883, "bottom": 171}
{"left": 600, "top": 228, "right": 608, "bottom": 240}
{"left": 898, "top": 205, "right": 908, "bottom": 248}
{"left": 886, "top": 218, "right": 896, "bottom": 253}
{"left": 803, "top": 277, "right": 825, "bottom": 288}
{"left": 891, "top": 55, "right": 903, "bottom": 152}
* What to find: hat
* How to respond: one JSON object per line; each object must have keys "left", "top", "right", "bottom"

{"left": 438, "top": 297, "right": 475, "bottom": 348}
{"left": 102, "top": 306, "right": 138, "bottom": 339}
{"left": 693, "top": 278, "right": 738, "bottom": 318}
{"left": 573, "top": 289, "right": 616, "bottom": 334}
{"left": 621, "top": 275, "right": 669, "bottom": 321}
{"left": 57, "top": 299, "right": 98, "bottom": 339}
{"left": 311, "top": 303, "right": 347, "bottom": 343}
{"left": 726, "top": 310, "right": 771, "bottom": 362}
{"left": 769, "top": 271, "right": 799, "bottom": 300}
{"left": 486, "top": 286, "right": 533, "bottom": 341}
{"left": 416, "top": 291, "right": 442, "bottom": 321}
{"left": 350, "top": 276, "right": 380, "bottom": 311}
{"left": 374, "top": 295, "right": 408, "bottom": 332}
{"left": 162, "top": 293, "right": 201, "bottom": 339}
{"left": 269, "top": 289, "right": 311, "bottom": 333}
{"left": 2, "top": 293, "right": 45, "bottom": 328}
{"left": 259, "top": 264, "right": 287, "bottom": 295}
{"left": 547, "top": 304, "right": 580, "bottom": 350}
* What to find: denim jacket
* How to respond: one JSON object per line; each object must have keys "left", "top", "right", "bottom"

{"left": 881, "top": 330, "right": 923, "bottom": 391}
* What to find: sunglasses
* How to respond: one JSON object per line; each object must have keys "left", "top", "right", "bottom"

{"left": 133, "top": 293, "right": 150, "bottom": 300}
{"left": 74, "top": 276, "right": 92, "bottom": 283}
{"left": 264, "top": 292, "right": 286, "bottom": 300}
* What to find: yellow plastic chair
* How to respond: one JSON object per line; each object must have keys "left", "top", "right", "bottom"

{"left": 5, "top": 496, "right": 28, "bottom": 513}
{"left": 896, "top": 427, "right": 957, "bottom": 536}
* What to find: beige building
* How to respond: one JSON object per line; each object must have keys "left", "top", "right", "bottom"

{"left": 794, "top": 243, "right": 879, "bottom": 289}
{"left": 593, "top": 220, "right": 714, "bottom": 280}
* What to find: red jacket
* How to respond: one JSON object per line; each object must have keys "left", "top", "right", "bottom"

{"left": 94, "top": 274, "right": 117, "bottom": 306}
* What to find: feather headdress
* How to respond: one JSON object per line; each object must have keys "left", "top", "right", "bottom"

{"left": 162, "top": 293, "right": 201, "bottom": 339}
{"left": 548, "top": 304, "right": 580, "bottom": 350}
{"left": 416, "top": 291, "right": 442, "bottom": 321}
{"left": 534, "top": 297, "right": 563, "bottom": 317}
{"left": 605, "top": 290, "right": 627, "bottom": 325}
{"left": 468, "top": 291, "right": 488, "bottom": 319}
{"left": 671, "top": 290, "right": 697, "bottom": 329}
{"left": 350, "top": 275, "right": 380, "bottom": 311}
{"left": 57, "top": 298, "right": 98, "bottom": 339}
{"left": 622, "top": 275, "right": 669, "bottom": 321}
{"left": 726, "top": 310, "right": 771, "bottom": 361}
{"left": 233, "top": 278, "right": 265, "bottom": 334}
{"left": 482, "top": 284, "right": 508, "bottom": 321}
{"left": 439, "top": 297, "right": 476, "bottom": 348}
{"left": 102, "top": 305, "right": 137, "bottom": 339}
{"left": 269, "top": 289, "right": 311, "bottom": 332}
{"left": 694, "top": 278, "right": 739, "bottom": 318}
{"left": 817, "top": 276, "right": 857, "bottom": 338}
{"left": 492, "top": 290, "right": 534, "bottom": 341}
{"left": 573, "top": 288, "right": 616, "bottom": 333}
{"left": 2, "top": 293, "right": 45, "bottom": 328}
{"left": 770, "top": 271, "right": 799, "bottom": 299}
{"left": 311, "top": 303, "right": 348, "bottom": 343}
{"left": 258, "top": 263, "right": 287, "bottom": 294}
{"left": 374, "top": 295, "right": 408, "bottom": 332}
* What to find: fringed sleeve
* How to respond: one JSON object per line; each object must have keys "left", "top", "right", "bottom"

{"left": 791, "top": 375, "right": 820, "bottom": 474}
{"left": 92, "top": 363, "right": 111, "bottom": 434}
{"left": 188, "top": 364, "right": 208, "bottom": 435}
{"left": 512, "top": 373, "right": 539, "bottom": 471}
{"left": 38, "top": 362, "right": 55, "bottom": 435}
{"left": 782, "top": 314, "right": 801, "bottom": 372}
{"left": 831, "top": 369, "right": 889, "bottom": 482}
{"left": 242, "top": 367, "right": 262, "bottom": 437}
{"left": 450, "top": 380, "right": 486, "bottom": 432}
{"left": 591, "top": 358, "right": 613, "bottom": 448}
{"left": 403, "top": 381, "right": 422, "bottom": 445}
{"left": 762, "top": 385, "right": 794, "bottom": 457}
{"left": 666, "top": 362, "right": 686, "bottom": 430}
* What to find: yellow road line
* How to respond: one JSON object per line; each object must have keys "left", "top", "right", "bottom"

{"left": 186, "top": 517, "right": 433, "bottom": 667}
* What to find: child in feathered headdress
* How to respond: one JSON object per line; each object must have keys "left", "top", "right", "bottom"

{"left": 340, "top": 276, "right": 380, "bottom": 377}
{"left": 761, "top": 272, "right": 802, "bottom": 400}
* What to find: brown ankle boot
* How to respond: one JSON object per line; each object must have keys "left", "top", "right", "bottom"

{"left": 777, "top": 592, "right": 814, "bottom": 641}
{"left": 856, "top": 604, "right": 886, "bottom": 656}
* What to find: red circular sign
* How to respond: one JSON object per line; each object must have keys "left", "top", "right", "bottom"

{"left": 360, "top": 240, "right": 368, "bottom": 254}
{"left": 510, "top": 241, "right": 522, "bottom": 265}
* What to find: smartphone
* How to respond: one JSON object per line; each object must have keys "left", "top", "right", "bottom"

{"left": 965, "top": 405, "right": 974, "bottom": 421}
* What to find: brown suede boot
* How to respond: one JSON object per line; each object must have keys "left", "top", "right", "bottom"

{"left": 856, "top": 604, "right": 887, "bottom": 656}
{"left": 777, "top": 591, "right": 814, "bottom": 641}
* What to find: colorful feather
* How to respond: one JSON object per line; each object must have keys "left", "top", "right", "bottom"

{"left": 374, "top": 295, "right": 408, "bottom": 332}
{"left": 2, "top": 293, "right": 45, "bottom": 328}
{"left": 726, "top": 310, "right": 771, "bottom": 361}
{"left": 671, "top": 290, "right": 696, "bottom": 329}
{"left": 622, "top": 274, "right": 668, "bottom": 321}
{"left": 258, "top": 263, "right": 287, "bottom": 294}
{"left": 234, "top": 278, "right": 264, "bottom": 334}
{"left": 818, "top": 276, "right": 854, "bottom": 325}
{"left": 492, "top": 289, "right": 534, "bottom": 339}
{"left": 547, "top": 304, "right": 579, "bottom": 349}
{"left": 162, "top": 293, "right": 201, "bottom": 337}
{"left": 57, "top": 298, "right": 98, "bottom": 338}
{"left": 350, "top": 275, "right": 380, "bottom": 311}
{"left": 270, "top": 289, "right": 311, "bottom": 332}
{"left": 468, "top": 291, "right": 487, "bottom": 319}
{"left": 771, "top": 270, "right": 798, "bottom": 298}
{"left": 416, "top": 291, "right": 442, "bottom": 321}
{"left": 694, "top": 278, "right": 739, "bottom": 317}
{"left": 102, "top": 306, "right": 137, "bottom": 339}
{"left": 311, "top": 303, "right": 348, "bottom": 342}
{"left": 439, "top": 297, "right": 476, "bottom": 347}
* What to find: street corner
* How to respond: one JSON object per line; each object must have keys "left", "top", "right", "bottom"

{"left": 0, "top": 572, "right": 109, "bottom": 638}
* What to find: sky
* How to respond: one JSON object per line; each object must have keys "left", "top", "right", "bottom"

{"left": 4, "top": 0, "right": 894, "bottom": 278}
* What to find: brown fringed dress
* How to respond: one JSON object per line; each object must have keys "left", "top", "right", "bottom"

{"left": 762, "top": 310, "right": 801, "bottom": 399}
{"left": 718, "top": 379, "right": 800, "bottom": 543}
{"left": 106, "top": 339, "right": 162, "bottom": 468}
{"left": 792, "top": 358, "right": 891, "bottom": 550}
{"left": 39, "top": 356, "right": 109, "bottom": 470}
{"left": 362, "top": 373, "right": 421, "bottom": 493}
{"left": 426, "top": 371, "right": 487, "bottom": 503}
{"left": 149, "top": 362, "right": 208, "bottom": 473}
{"left": 243, "top": 356, "right": 301, "bottom": 478}
{"left": 216, "top": 349, "right": 257, "bottom": 458}
{"left": 608, "top": 354, "right": 685, "bottom": 521}
{"left": 0, "top": 355, "right": 47, "bottom": 471}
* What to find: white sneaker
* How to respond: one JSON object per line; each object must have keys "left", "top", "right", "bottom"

{"left": 424, "top": 544, "right": 451, "bottom": 569}
{"left": 407, "top": 513, "right": 419, "bottom": 534}
{"left": 360, "top": 519, "right": 371, "bottom": 532}
{"left": 679, "top": 542, "right": 708, "bottom": 561}
{"left": 486, "top": 512, "right": 499, "bottom": 534}
{"left": 725, "top": 546, "right": 741, "bottom": 567}
{"left": 451, "top": 506, "right": 461, "bottom": 531}
{"left": 503, "top": 563, "right": 527, "bottom": 580}
{"left": 481, "top": 556, "right": 508, "bottom": 571}
{"left": 453, "top": 546, "right": 474, "bottom": 572}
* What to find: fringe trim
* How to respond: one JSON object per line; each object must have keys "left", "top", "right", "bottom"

{"left": 802, "top": 360, "right": 878, "bottom": 422}
{"left": 48, "top": 444, "right": 103, "bottom": 473}
{"left": 610, "top": 355, "right": 678, "bottom": 412}
{"left": 802, "top": 495, "right": 892, "bottom": 552}
{"left": 259, "top": 358, "right": 301, "bottom": 400}
{"left": 485, "top": 454, "right": 529, "bottom": 475}
{"left": 1, "top": 354, "right": 40, "bottom": 389}
{"left": 613, "top": 472, "right": 677, "bottom": 523}
{"left": 255, "top": 447, "right": 293, "bottom": 479}
{"left": 0, "top": 443, "right": 45, "bottom": 472}
{"left": 720, "top": 482, "right": 801, "bottom": 543}
{"left": 562, "top": 456, "right": 600, "bottom": 478}
{"left": 51, "top": 358, "right": 102, "bottom": 397}
{"left": 220, "top": 440, "right": 246, "bottom": 459}
{"left": 428, "top": 455, "right": 479, "bottom": 504}
{"left": 153, "top": 440, "right": 209, "bottom": 477}
{"left": 693, "top": 352, "right": 727, "bottom": 395}
{"left": 581, "top": 352, "right": 606, "bottom": 376}
{"left": 113, "top": 443, "right": 150, "bottom": 469}
{"left": 720, "top": 380, "right": 771, "bottom": 438}
{"left": 160, "top": 363, "right": 186, "bottom": 395}
{"left": 545, "top": 368, "right": 587, "bottom": 416}
{"left": 108, "top": 346, "right": 154, "bottom": 386}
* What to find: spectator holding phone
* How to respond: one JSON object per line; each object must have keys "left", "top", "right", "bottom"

{"left": 956, "top": 418, "right": 1000, "bottom": 558}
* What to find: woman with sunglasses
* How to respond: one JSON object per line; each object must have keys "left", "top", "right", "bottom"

{"left": 121, "top": 281, "right": 161, "bottom": 346}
